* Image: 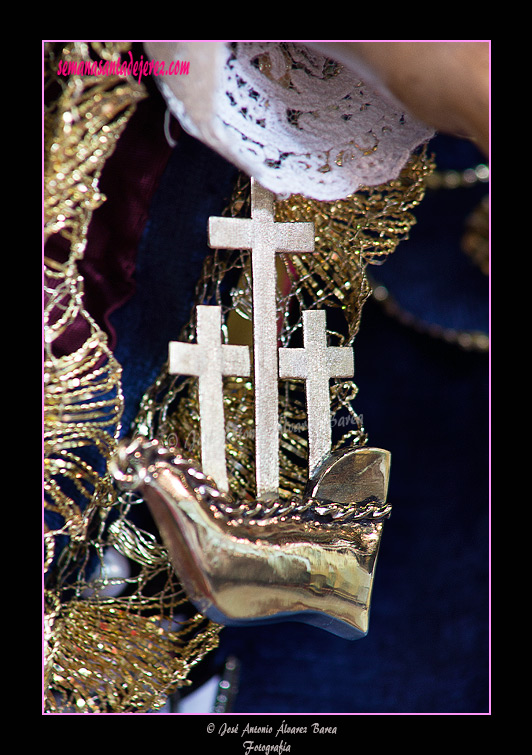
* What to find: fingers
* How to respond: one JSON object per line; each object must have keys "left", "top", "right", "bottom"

{"left": 309, "top": 41, "right": 490, "bottom": 156}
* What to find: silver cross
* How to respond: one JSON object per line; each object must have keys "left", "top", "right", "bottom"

{"left": 279, "top": 309, "right": 354, "bottom": 476}
{"left": 168, "top": 305, "right": 250, "bottom": 492}
{"left": 208, "top": 179, "right": 315, "bottom": 499}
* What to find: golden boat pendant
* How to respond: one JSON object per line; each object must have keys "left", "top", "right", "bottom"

{"left": 111, "top": 179, "right": 393, "bottom": 639}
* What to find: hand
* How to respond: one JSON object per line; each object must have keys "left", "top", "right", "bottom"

{"left": 309, "top": 41, "right": 490, "bottom": 156}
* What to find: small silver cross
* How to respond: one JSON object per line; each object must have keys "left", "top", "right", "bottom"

{"left": 279, "top": 309, "right": 354, "bottom": 475}
{"left": 208, "top": 179, "right": 315, "bottom": 498}
{"left": 168, "top": 305, "right": 250, "bottom": 492}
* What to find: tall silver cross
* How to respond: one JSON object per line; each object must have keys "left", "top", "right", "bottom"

{"left": 208, "top": 179, "right": 315, "bottom": 499}
{"left": 168, "top": 305, "right": 250, "bottom": 492}
{"left": 279, "top": 309, "right": 354, "bottom": 476}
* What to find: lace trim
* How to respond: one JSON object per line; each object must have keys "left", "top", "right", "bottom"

{"left": 150, "top": 41, "right": 434, "bottom": 200}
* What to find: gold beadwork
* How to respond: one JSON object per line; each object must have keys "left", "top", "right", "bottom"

{"left": 368, "top": 161, "right": 489, "bottom": 352}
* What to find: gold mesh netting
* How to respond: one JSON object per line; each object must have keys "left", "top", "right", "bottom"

{"left": 43, "top": 41, "right": 434, "bottom": 714}
{"left": 44, "top": 42, "right": 221, "bottom": 714}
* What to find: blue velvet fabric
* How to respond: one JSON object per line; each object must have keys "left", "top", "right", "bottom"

{"left": 110, "top": 132, "right": 240, "bottom": 434}
{"left": 110, "top": 131, "right": 489, "bottom": 714}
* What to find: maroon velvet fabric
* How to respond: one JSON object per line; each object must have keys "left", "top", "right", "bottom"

{"left": 45, "top": 93, "right": 178, "bottom": 356}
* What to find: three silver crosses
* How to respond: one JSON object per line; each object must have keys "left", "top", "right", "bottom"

{"left": 168, "top": 180, "right": 354, "bottom": 499}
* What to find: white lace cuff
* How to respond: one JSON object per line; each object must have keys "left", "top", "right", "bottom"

{"left": 145, "top": 41, "right": 434, "bottom": 201}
